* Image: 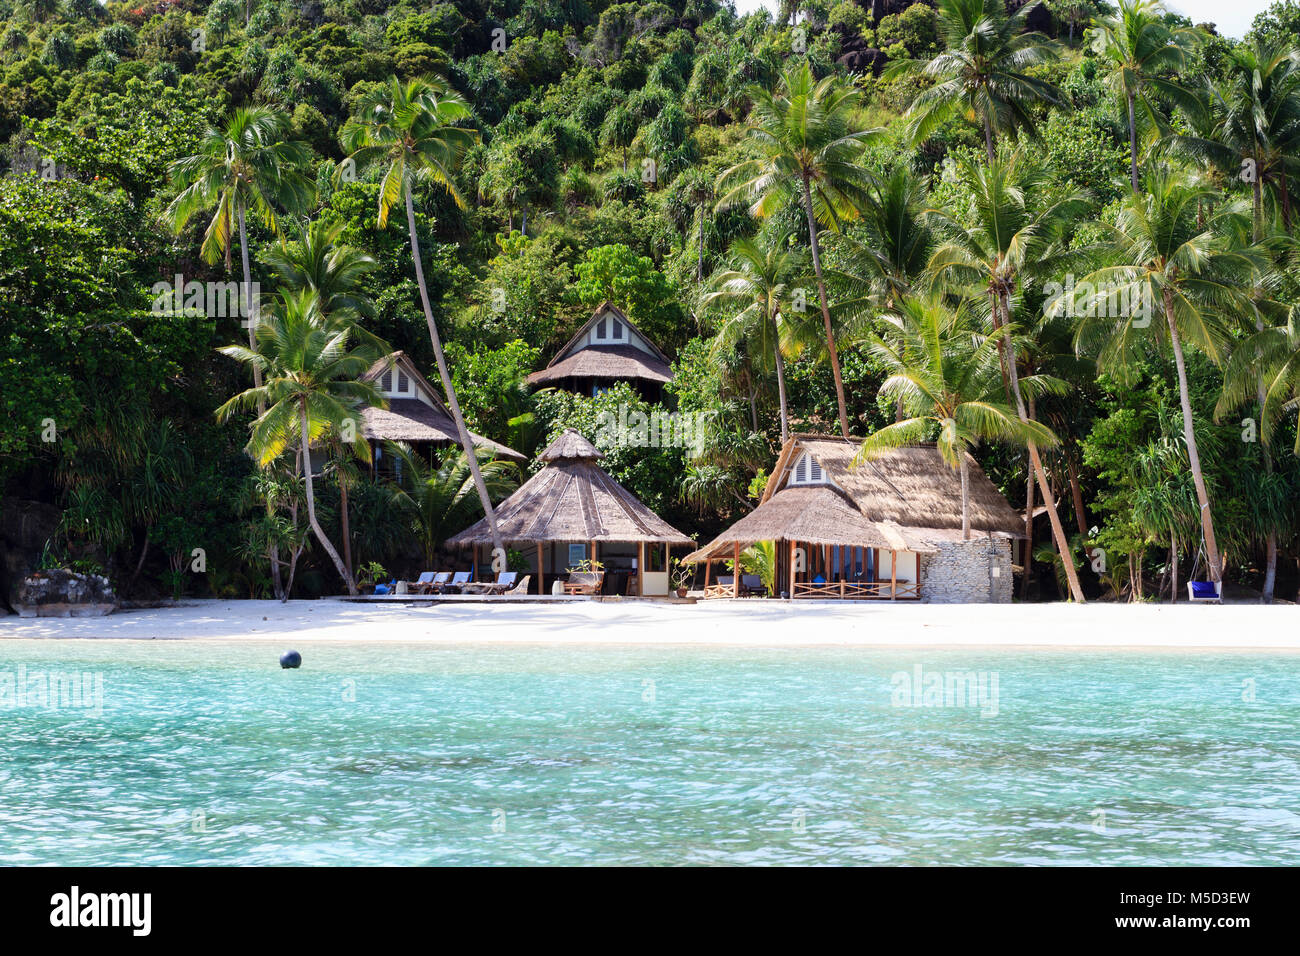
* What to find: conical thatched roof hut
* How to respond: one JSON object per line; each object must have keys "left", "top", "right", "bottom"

{"left": 446, "top": 429, "right": 693, "bottom": 595}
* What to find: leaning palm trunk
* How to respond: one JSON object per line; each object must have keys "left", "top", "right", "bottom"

{"left": 998, "top": 296, "right": 1085, "bottom": 602}
{"left": 1126, "top": 90, "right": 1139, "bottom": 194}
{"left": 404, "top": 187, "right": 506, "bottom": 561}
{"left": 800, "top": 176, "right": 851, "bottom": 439}
{"left": 239, "top": 201, "right": 283, "bottom": 596}
{"left": 959, "top": 454, "right": 971, "bottom": 540}
{"left": 299, "top": 405, "right": 356, "bottom": 595}
{"left": 1163, "top": 295, "right": 1223, "bottom": 583}
{"left": 773, "top": 314, "right": 789, "bottom": 444}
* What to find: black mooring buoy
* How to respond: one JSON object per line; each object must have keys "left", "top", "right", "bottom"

{"left": 280, "top": 650, "right": 302, "bottom": 669}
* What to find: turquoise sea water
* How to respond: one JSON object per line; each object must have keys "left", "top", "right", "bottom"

{"left": 1, "top": 640, "right": 1297, "bottom": 865}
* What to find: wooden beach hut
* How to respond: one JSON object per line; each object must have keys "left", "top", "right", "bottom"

{"left": 526, "top": 303, "right": 674, "bottom": 402}
{"left": 683, "top": 435, "right": 1025, "bottom": 603}
{"left": 446, "top": 429, "right": 694, "bottom": 595}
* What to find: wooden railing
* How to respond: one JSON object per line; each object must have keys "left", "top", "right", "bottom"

{"left": 791, "top": 580, "right": 920, "bottom": 600}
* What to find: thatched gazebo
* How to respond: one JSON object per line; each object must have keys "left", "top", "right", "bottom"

{"left": 446, "top": 429, "right": 694, "bottom": 595}
{"left": 684, "top": 435, "right": 1025, "bottom": 603}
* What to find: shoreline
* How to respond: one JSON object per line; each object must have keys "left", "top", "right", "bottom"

{"left": 2, "top": 599, "right": 1299, "bottom": 650}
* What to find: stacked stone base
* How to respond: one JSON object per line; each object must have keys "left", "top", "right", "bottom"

{"left": 919, "top": 537, "right": 1013, "bottom": 604}
{"left": 14, "top": 570, "right": 117, "bottom": 618}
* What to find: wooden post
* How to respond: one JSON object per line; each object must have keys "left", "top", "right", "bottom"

{"left": 733, "top": 541, "right": 740, "bottom": 598}
{"left": 637, "top": 542, "right": 644, "bottom": 597}
{"left": 890, "top": 549, "right": 897, "bottom": 600}
{"left": 537, "top": 542, "right": 544, "bottom": 595}
{"left": 704, "top": 555, "right": 711, "bottom": 596}
{"left": 788, "top": 540, "right": 796, "bottom": 599}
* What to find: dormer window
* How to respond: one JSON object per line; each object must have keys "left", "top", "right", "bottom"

{"left": 789, "top": 451, "right": 828, "bottom": 486}
{"left": 594, "top": 316, "right": 625, "bottom": 342}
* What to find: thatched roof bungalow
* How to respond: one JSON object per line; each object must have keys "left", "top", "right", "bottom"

{"left": 684, "top": 434, "right": 1024, "bottom": 603}
{"left": 527, "top": 303, "right": 673, "bottom": 401}
{"left": 359, "top": 352, "right": 525, "bottom": 465}
{"left": 447, "top": 429, "right": 694, "bottom": 595}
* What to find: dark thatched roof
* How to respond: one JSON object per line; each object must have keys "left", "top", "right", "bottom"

{"left": 526, "top": 344, "right": 672, "bottom": 386}
{"left": 527, "top": 302, "right": 673, "bottom": 387}
{"left": 682, "top": 486, "right": 937, "bottom": 563}
{"left": 684, "top": 434, "right": 1023, "bottom": 563}
{"left": 359, "top": 353, "right": 525, "bottom": 462}
{"left": 446, "top": 429, "right": 694, "bottom": 547}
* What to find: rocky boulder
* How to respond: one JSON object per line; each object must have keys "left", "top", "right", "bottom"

{"left": 13, "top": 569, "right": 117, "bottom": 618}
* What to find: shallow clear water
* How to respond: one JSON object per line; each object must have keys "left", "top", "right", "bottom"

{"left": 1, "top": 640, "right": 1297, "bottom": 865}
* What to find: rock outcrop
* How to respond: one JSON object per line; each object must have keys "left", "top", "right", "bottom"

{"left": 13, "top": 569, "right": 117, "bottom": 618}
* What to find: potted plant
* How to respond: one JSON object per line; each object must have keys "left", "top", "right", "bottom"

{"left": 670, "top": 557, "right": 694, "bottom": 598}
{"left": 355, "top": 560, "right": 387, "bottom": 594}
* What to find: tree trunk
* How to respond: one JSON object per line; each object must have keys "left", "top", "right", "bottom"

{"left": 405, "top": 186, "right": 506, "bottom": 560}
{"left": 1067, "top": 452, "right": 1089, "bottom": 539}
{"left": 773, "top": 312, "right": 789, "bottom": 445}
{"left": 998, "top": 293, "right": 1085, "bottom": 602}
{"left": 800, "top": 175, "right": 851, "bottom": 440}
{"left": 237, "top": 203, "right": 263, "bottom": 408}
{"left": 1020, "top": 456, "right": 1034, "bottom": 600}
{"left": 983, "top": 115, "right": 995, "bottom": 165}
{"left": 339, "top": 467, "right": 352, "bottom": 580}
{"left": 959, "top": 453, "right": 971, "bottom": 540}
{"left": 1280, "top": 165, "right": 1292, "bottom": 232}
{"left": 1170, "top": 532, "right": 1178, "bottom": 603}
{"left": 697, "top": 209, "right": 705, "bottom": 281}
{"left": 1164, "top": 297, "right": 1222, "bottom": 583}
{"left": 300, "top": 404, "right": 356, "bottom": 595}
{"left": 1127, "top": 89, "right": 1140, "bottom": 193}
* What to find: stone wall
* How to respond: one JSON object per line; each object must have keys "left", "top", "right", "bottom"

{"left": 919, "top": 536, "right": 1013, "bottom": 604}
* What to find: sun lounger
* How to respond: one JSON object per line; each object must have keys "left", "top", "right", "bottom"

{"left": 463, "top": 572, "right": 518, "bottom": 595}
{"left": 408, "top": 571, "right": 437, "bottom": 594}
{"left": 503, "top": 575, "right": 530, "bottom": 596}
{"left": 413, "top": 571, "right": 450, "bottom": 594}
{"left": 740, "top": 574, "right": 768, "bottom": 597}
{"left": 435, "top": 571, "right": 471, "bottom": 594}
{"left": 562, "top": 571, "right": 603, "bottom": 595}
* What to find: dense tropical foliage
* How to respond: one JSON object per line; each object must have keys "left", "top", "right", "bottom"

{"left": 4, "top": 0, "right": 1300, "bottom": 605}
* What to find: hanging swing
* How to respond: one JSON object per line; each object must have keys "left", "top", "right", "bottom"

{"left": 1186, "top": 519, "right": 1222, "bottom": 603}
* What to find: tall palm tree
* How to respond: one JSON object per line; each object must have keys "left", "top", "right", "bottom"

{"left": 702, "top": 235, "right": 807, "bottom": 444}
{"left": 927, "top": 151, "right": 1092, "bottom": 600}
{"left": 716, "top": 62, "right": 881, "bottom": 440}
{"left": 388, "top": 443, "right": 519, "bottom": 570}
{"left": 856, "top": 295, "right": 1063, "bottom": 540}
{"left": 340, "top": 76, "right": 507, "bottom": 563}
{"left": 215, "top": 290, "right": 385, "bottom": 596}
{"left": 1072, "top": 165, "right": 1261, "bottom": 585}
{"left": 1171, "top": 38, "right": 1300, "bottom": 235}
{"left": 889, "top": 0, "right": 1061, "bottom": 163}
{"left": 1088, "top": 0, "right": 1200, "bottom": 193}
{"left": 163, "top": 107, "right": 314, "bottom": 399}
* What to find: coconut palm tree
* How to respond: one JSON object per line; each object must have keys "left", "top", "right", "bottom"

{"left": 856, "top": 295, "right": 1064, "bottom": 541}
{"left": 716, "top": 62, "right": 881, "bottom": 440}
{"left": 1072, "top": 165, "right": 1261, "bottom": 585}
{"left": 1171, "top": 38, "right": 1300, "bottom": 235}
{"left": 387, "top": 443, "right": 520, "bottom": 570}
{"left": 215, "top": 290, "right": 385, "bottom": 596}
{"left": 1088, "top": 0, "right": 1200, "bottom": 193}
{"left": 340, "top": 75, "right": 507, "bottom": 563}
{"left": 163, "top": 107, "right": 313, "bottom": 399}
{"left": 264, "top": 219, "right": 377, "bottom": 321}
{"left": 889, "top": 0, "right": 1061, "bottom": 163}
{"left": 702, "top": 235, "right": 807, "bottom": 444}
{"left": 927, "top": 150, "right": 1092, "bottom": 600}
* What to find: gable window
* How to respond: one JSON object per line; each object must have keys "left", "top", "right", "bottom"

{"left": 596, "top": 317, "right": 608, "bottom": 339}
{"left": 395, "top": 370, "right": 407, "bottom": 393}
{"left": 789, "top": 451, "right": 828, "bottom": 486}
{"left": 380, "top": 369, "right": 392, "bottom": 392}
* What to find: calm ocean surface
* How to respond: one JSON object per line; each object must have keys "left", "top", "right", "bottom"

{"left": 1, "top": 640, "right": 1297, "bottom": 865}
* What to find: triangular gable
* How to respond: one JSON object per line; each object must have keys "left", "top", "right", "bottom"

{"left": 363, "top": 352, "right": 447, "bottom": 412}
{"left": 547, "top": 302, "right": 671, "bottom": 369}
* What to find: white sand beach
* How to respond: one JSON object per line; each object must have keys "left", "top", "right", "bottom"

{"left": 1, "top": 598, "right": 1298, "bottom": 649}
